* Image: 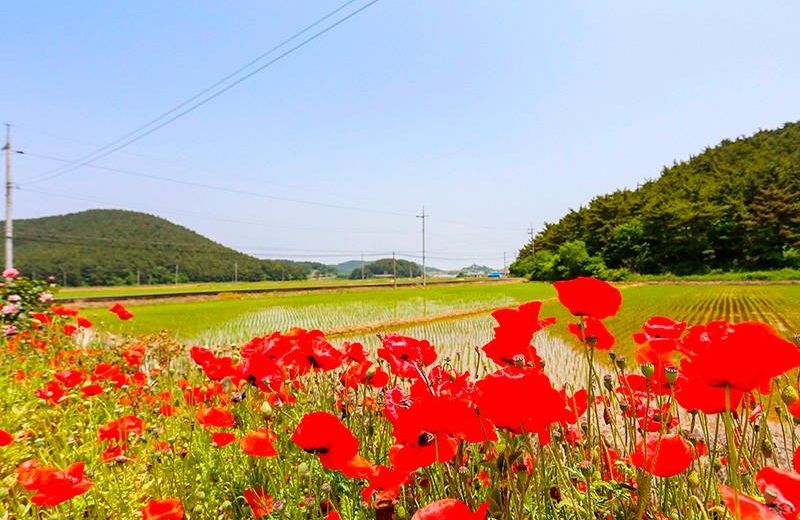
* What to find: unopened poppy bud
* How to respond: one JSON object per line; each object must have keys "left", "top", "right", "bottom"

{"left": 260, "top": 401, "right": 273, "bottom": 417}
{"left": 220, "top": 501, "right": 232, "bottom": 511}
{"left": 764, "top": 486, "right": 779, "bottom": 506}
{"left": 297, "top": 462, "right": 309, "bottom": 476}
{"left": 603, "top": 374, "right": 614, "bottom": 391}
{"left": 615, "top": 356, "right": 626, "bottom": 371}
{"left": 781, "top": 386, "right": 799, "bottom": 405}
{"left": 761, "top": 439, "right": 773, "bottom": 458}
{"left": 640, "top": 363, "right": 655, "bottom": 379}
{"left": 665, "top": 366, "right": 678, "bottom": 385}
{"left": 579, "top": 460, "right": 594, "bottom": 478}
{"left": 687, "top": 471, "right": 700, "bottom": 489}
{"left": 365, "top": 365, "right": 378, "bottom": 379}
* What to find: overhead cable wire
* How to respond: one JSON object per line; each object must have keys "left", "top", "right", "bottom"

{"left": 25, "top": 0, "right": 382, "bottom": 185}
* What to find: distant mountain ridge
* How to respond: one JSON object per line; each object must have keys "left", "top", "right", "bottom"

{"left": 3, "top": 210, "right": 310, "bottom": 285}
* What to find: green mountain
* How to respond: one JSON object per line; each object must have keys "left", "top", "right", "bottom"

{"left": 513, "top": 121, "right": 800, "bottom": 278}
{"left": 2, "top": 209, "right": 311, "bottom": 285}
{"left": 348, "top": 258, "right": 422, "bottom": 279}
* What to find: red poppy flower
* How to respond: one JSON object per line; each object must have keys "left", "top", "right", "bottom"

{"left": 62, "top": 324, "right": 78, "bottom": 336}
{"left": 50, "top": 305, "right": 78, "bottom": 317}
{"left": 123, "top": 344, "right": 147, "bottom": 367}
{"left": 344, "top": 341, "right": 368, "bottom": 363}
{"left": 35, "top": 381, "right": 67, "bottom": 405}
{"left": 32, "top": 312, "right": 52, "bottom": 324}
{"left": 194, "top": 407, "right": 235, "bottom": 429}
{"left": 291, "top": 412, "right": 360, "bottom": 471}
{"left": 54, "top": 369, "right": 85, "bottom": 388}
{"left": 189, "top": 346, "right": 238, "bottom": 381}
{"left": 631, "top": 433, "right": 694, "bottom": 477}
{"left": 755, "top": 466, "right": 800, "bottom": 519}
{"left": 81, "top": 384, "right": 104, "bottom": 397}
{"left": 17, "top": 460, "right": 93, "bottom": 507}
{"left": 341, "top": 360, "right": 389, "bottom": 389}
{"left": 719, "top": 484, "right": 784, "bottom": 520}
{"left": 141, "top": 497, "right": 184, "bottom": 520}
{"left": 633, "top": 316, "right": 686, "bottom": 354}
{"left": 481, "top": 301, "right": 555, "bottom": 367}
{"left": 98, "top": 415, "right": 144, "bottom": 443}
{"left": 794, "top": 446, "right": 800, "bottom": 474}
{"left": 568, "top": 317, "right": 615, "bottom": 350}
{"left": 101, "top": 445, "right": 131, "bottom": 463}
{"left": 474, "top": 366, "right": 568, "bottom": 441}
{"left": 244, "top": 488, "right": 273, "bottom": 518}
{"left": 386, "top": 393, "right": 496, "bottom": 471}
{"left": 377, "top": 335, "right": 437, "bottom": 379}
{"left": 411, "top": 499, "right": 489, "bottom": 520}
{"left": 0, "top": 428, "right": 13, "bottom": 446}
{"left": 679, "top": 321, "right": 800, "bottom": 392}
{"left": 674, "top": 362, "right": 744, "bottom": 414}
{"left": 76, "top": 317, "right": 92, "bottom": 328}
{"left": 211, "top": 432, "right": 236, "bottom": 448}
{"left": 108, "top": 303, "right": 133, "bottom": 320}
{"left": 361, "top": 464, "right": 410, "bottom": 503}
{"left": 553, "top": 276, "right": 622, "bottom": 319}
{"left": 241, "top": 428, "right": 278, "bottom": 457}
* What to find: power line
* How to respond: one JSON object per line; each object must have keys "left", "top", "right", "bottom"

{"left": 18, "top": 155, "right": 414, "bottom": 217}
{"left": 18, "top": 186, "right": 417, "bottom": 235}
{"left": 25, "top": 0, "right": 382, "bottom": 185}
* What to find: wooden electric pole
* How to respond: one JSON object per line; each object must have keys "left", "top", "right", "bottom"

{"left": 3, "top": 124, "right": 12, "bottom": 270}
{"left": 417, "top": 206, "right": 427, "bottom": 287}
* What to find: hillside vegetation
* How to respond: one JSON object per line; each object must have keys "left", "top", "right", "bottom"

{"left": 2, "top": 210, "right": 315, "bottom": 285}
{"left": 512, "top": 121, "right": 800, "bottom": 279}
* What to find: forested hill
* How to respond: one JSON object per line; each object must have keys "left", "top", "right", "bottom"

{"left": 513, "top": 121, "right": 800, "bottom": 278}
{"left": 1, "top": 209, "right": 314, "bottom": 285}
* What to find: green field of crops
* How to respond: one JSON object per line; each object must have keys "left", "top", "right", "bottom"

{"left": 57, "top": 277, "right": 475, "bottom": 299}
{"left": 81, "top": 281, "right": 556, "bottom": 342}
{"left": 82, "top": 281, "right": 800, "bottom": 380}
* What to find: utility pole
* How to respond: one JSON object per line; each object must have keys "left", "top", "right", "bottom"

{"left": 503, "top": 251, "right": 507, "bottom": 276}
{"left": 174, "top": 264, "right": 179, "bottom": 285}
{"left": 392, "top": 251, "right": 397, "bottom": 288}
{"left": 234, "top": 262, "right": 238, "bottom": 283}
{"left": 527, "top": 224, "right": 536, "bottom": 255}
{"left": 416, "top": 206, "right": 427, "bottom": 287}
{"left": 137, "top": 269, "right": 141, "bottom": 285}
{"left": 361, "top": 252, "right": 365, "bottom": 280}
{"left": 3, "top": 124, "right": 12, "bottom": 270}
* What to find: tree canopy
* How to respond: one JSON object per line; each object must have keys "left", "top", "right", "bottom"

{"left": 512, "top": 121, "right": 800, "bottom": 279}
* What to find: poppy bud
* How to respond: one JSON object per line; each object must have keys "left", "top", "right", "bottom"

{"left": 615, "top": 356, "right": 627, "bottom": 371}
{"left": 761, "top": 439, "right": 773, "bottom": 458}
{"left": 220, "top": 500, "right": 232, "bottom": 511}
{"left": 687, "top": 471, "right": 700, "bottom": 489}
{"left": 665, "top": 366, "right": 678, "bottom": 385}
{"left": 640, "top": 363, "right": 655, "bottom": 379}
{"left": 297, "top": 462, "right": 309, "bottom": 476}
{"left": 603, "top": 375, "right": 613, "bottom": 391}
{"left": 764, "top": 485, "right": 779, "bottom": 506}
{"left": 260, "top": 401, "right": 273, "bottom": 417}
{"left": 781, "top": 386, "right": 799, "bottom": 405}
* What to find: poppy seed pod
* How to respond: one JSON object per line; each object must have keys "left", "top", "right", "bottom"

{"left": 615, "top": 356, "right": 627, "bottom": 371}
{"left": 781, "top": 385, "right": 799, "bottom": 405}
{"left": 664, "top": 366, "right": 678, "bottom": 385}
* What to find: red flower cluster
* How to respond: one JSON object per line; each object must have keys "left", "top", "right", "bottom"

{"left": 16, "top": 460, "right": 93, "bottom": 507}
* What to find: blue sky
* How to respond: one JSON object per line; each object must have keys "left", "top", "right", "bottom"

{"left": 3, "top": 1, "right": 799, "bottom": 269}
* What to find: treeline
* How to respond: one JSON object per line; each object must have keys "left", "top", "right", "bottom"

{"left": 349, "top": 258, "right": 422, "bottom": 279}
{"left": 2, "top": 209, "right": 334, "bottom": 285}
{"left": 512, "top": 121, "right": 800, "bottom": 280}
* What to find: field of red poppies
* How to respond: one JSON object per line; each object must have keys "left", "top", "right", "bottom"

{"left": 2, "top": 270, "right": 800, "bottom": 519}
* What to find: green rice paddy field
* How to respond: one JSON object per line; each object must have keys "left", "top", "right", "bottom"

{"left": 82, "top": 281, "right": 800, "bottom": 382}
